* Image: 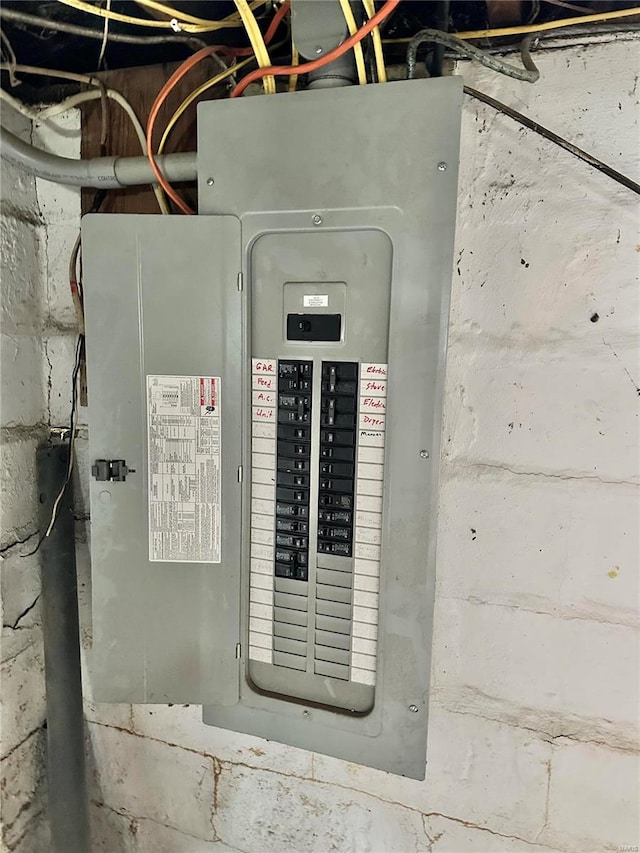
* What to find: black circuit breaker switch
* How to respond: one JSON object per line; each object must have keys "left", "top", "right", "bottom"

{"left": 286, "top": 313, "right": 341, "bottom": 342}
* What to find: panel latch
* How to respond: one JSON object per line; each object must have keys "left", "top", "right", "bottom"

{"left": 91, "top": 459, "right": 135, "bottom": 482}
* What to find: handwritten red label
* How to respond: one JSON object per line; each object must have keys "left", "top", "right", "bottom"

{"left": 254, "top": 361, "right": 275, "bottom": 373}
{"left": 253, "top": 408, "right": 274, "bottom": 420}
{"left": 362, "top": 414, "right": 384, "bottom": 427}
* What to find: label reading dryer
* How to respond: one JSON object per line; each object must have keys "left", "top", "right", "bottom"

{"left": 147, "top": 375, "right": 222, "bottom": 563}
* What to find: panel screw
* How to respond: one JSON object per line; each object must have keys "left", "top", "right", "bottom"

{"left": 206, "top": 177, "right": 215, "bottom": 186}
{"left": 420, "top": 450, "right": 429, "bottom": 459}
{"left": 315, "top": 45, "right": 323, "bottom": 54}
{"left": 409, "top": 704, "right": 419, "bottom": 713}
{"left": 437, "top": 162, "right": 447, "bottom": 172}
{"left": 303, "top": 710, "right": 310, "bottom": 717}
{"left": 312, "top": 214, "right": 323, "bottom": 226}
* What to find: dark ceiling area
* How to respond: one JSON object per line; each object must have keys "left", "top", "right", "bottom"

{"left": 1, "top": 0, "right": 638, "bottom": 100}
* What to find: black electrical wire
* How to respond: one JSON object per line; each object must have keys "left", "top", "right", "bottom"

{"left": 429, "top": 0, "right": 450, "bottom": 78}
{"left": 464, "top": 85, "right": 640, "bottom": 196}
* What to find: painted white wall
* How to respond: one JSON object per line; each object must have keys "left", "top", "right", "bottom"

{"left": 0, "top": 105, "right": 51, "bottom": 852}
{"left": 2, "top": 34, "right": 639, "bottom": 853}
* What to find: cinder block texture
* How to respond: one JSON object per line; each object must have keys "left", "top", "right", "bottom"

{"left": 89, "top": 724, "right": 216, "bottom": 842}
{"left": 0, "top": 104, "right": 50, "bottom": 853}
{"left": 546, "top": 739, "right": 640, "bottom": 851}
{"left": 0, "top": 727, "right": 47, "bottom": 850}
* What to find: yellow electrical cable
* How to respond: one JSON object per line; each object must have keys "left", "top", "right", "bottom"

{"left": 134, "top": 0, "right": 264, "bottom": 29}
{"left": 157, "top": 57, "right": 254, "bottom": 154}
{"left": 289, "top": 45, "right": 299, "bottom": 92}
{"left": 362, "top": 0, "right": 386, "bottom": 82}
{"left": 383, "top": 6, "right": 640, "bottom": 42}
{"left": 55, "top": 0, "right": 262, "bottom": 33}
{"left": 233, "top": 0, "right": 275, "bottom": 93}
{"left": 157, "top": 18, "right": 292, "bottom": 154}
{"left": 339, "top": 0, "right": 367, "bottom": 85}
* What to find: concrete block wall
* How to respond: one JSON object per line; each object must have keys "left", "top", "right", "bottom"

{"left": 2, "top": 35, "right": 639, "bottom": 852}
{"left": 1, "top": 106, "right": 50, "bottom": 852}
{"left": 1, "top": 106, "right": 82, "bottom": 852}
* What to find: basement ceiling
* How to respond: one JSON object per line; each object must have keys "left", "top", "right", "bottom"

{"left": 2, "top": 0, "right": 637, "bottom": 94}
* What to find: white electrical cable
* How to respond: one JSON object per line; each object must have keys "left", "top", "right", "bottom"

{"left": 0, "top": 82, "right": 170, "bottom": 213}
{"left": 97, "top": 0, "right": 112, "bottom": 69}
{"left": 0, "top": 28, "right": 19, "bottom": 85}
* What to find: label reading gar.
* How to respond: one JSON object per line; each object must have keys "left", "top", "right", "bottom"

{"left": 147, "top": 375, "right": 221, "bottom": 563}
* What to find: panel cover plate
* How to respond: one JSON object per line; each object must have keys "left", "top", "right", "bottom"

{"left": 197, "top": 78, "right": 463, "bottom": 778}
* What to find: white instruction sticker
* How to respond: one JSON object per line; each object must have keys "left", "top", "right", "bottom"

{"left": 303, "top": 294, "right": 329, "bottom": 308}
{"left": 147, "top": 375, "right": 221, "bottom": 563}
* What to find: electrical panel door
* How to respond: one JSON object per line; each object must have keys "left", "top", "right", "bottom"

{"left": 81, "top": 214, "right": 243, "bottom": 705}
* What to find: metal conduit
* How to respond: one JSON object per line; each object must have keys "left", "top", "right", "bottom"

{"left": 0, "top": 124, "right": 197, "bottom": 188}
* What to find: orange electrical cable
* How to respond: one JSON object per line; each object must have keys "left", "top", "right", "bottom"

{"left": 146, "top": 0, "right": 291, "bottom": 214}
{"left": 146, "top": 45, "right": 211, "bottom": 214}
{"left": 231, "top": 0, "right": 400, "bottom": 97}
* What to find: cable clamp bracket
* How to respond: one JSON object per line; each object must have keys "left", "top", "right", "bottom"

{"left": 91, "top": 459, "right": 135, "bottom": 482}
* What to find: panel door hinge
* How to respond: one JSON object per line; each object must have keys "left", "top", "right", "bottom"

{"left": 237, "top": 272, "right": 243, "bottom": 291}
{"left": 237, "top": 465, "right": 243, "bottom": 483}
{"left": 235, "top": 642, "right": 242, "bottom": 659}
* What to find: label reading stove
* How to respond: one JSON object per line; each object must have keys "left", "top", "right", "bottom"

{"left": 147, "top": 375, "right": 221, "bottom": 563}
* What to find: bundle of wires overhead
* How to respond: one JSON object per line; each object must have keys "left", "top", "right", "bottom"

{"left": 146, "top": 0, "right": 291, "bottom": 213}
{"left": 54, "top": 0, "right": 267, "bottom": 34}
{"left": 230, "top": 0, "right": 401, "bottom": 97}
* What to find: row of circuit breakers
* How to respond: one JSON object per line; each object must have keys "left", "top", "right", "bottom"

{"left": 83, "top": 77, "right": 462, "bottom": 778}
{"left": 249, "top": 357, "right": 386, "bottom": 696}
{"left": 271, "top": 360, "right": 360, "bottom": 572}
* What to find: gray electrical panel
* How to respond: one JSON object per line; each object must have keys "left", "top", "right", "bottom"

{"left": 82, "top": 76, "right": 461, "bottom": 778}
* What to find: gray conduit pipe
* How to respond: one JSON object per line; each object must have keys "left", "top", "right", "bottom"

{"left": 38, "top": 441, "right": 91, "bottom": 853}
{"left": 0, "top": 125, "right": 197, "bottom": 188}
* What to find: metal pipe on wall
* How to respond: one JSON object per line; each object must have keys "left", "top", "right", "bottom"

{"left": 38, "top": 442, "right": 91, "bottom": 853}
{"left": 0, "top": 124, "right": 197, "bottom": 187}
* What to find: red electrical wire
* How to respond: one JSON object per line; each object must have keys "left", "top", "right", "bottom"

{"left": 146, "top": 0, "right": 291, "bottom": 214}
{"left": 231, "top": 0, "right": 400, "bottom": 97}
